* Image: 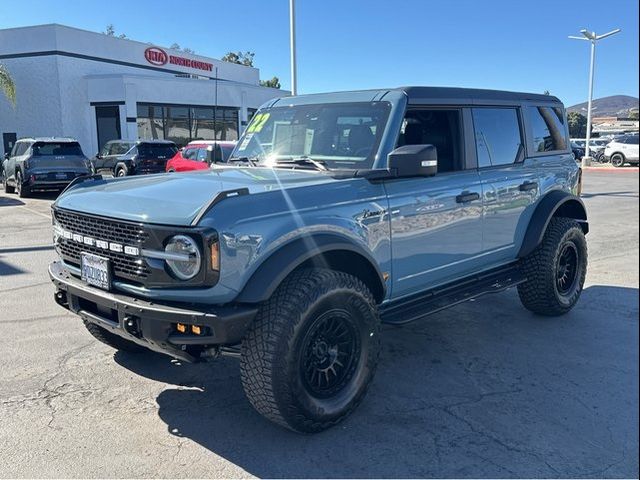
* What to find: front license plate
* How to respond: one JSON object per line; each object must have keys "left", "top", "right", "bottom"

{"left": 55, "top": 172, "right": 68, "bottom": 179}
{"left": 81, "top": 253, "right": 111, "bottom": 290}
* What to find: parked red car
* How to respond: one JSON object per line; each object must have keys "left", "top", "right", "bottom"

{"left": 165, "top": 141, "right": 236, "bottom": 172}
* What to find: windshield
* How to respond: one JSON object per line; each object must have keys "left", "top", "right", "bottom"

{"left": 137, "top": 144, "right": 178, "bottom": 159}
{"left": 220, "top": 145, "right": 234, "bottom": 162}
{"left": 32, "top": 142, "right": 83, "bottom": 156}
{"left": 232, "top": 101, "right": 391, "bottom": 170}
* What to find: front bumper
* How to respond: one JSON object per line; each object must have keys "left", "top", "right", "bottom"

{"left": 49, "top": 261, "right": 257, "bottom": 362}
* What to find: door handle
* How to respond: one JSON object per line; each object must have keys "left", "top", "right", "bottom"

{"left": 519, "top": 181, "right": 538, "bottom": 192}
{"left": 456, "top": 191, "right": 480, "bottom": 203}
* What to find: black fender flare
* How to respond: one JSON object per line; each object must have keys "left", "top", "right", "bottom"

{"left": 518, "top": 190, "right": 588, "bottom": 258}
{"left": 235, "top": 233, "right": 386, "bottom": 304}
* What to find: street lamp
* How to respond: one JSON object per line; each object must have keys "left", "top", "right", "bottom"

{"left": 569, "top": 28, "right": 621, "bottom": 166}
{"left": 289, "top": 0, "right": 298, "bottom": 95}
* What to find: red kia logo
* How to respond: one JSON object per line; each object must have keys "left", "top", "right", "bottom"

{"left": 144, "top": 47, "right": 168, "bottom": 66}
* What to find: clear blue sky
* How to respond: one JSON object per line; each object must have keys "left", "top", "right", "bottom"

{"left": 1, "top": 0, "right": 638, "bottom": 106}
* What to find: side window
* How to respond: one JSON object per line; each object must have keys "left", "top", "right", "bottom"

{"left": 399, "top": 109, "right": 463, "bottom": 173}
{"left": 182, "top": 148, "right": 197, "bottom": 160}
{"left": 15, "top": 142, "right": 30, "bottom": 156}
{"left": 528, "top": 106, "right": 568, "bottom": 153}
{"left": 625, "top": 136, "right": 638, "bottom": 145}
{"left": 196, "top": 148, "right": 208, "bottom": 162}
{"left": 472, "top": 108, "right": 522, "bottom": 168}
{"left": 100, "top": 142, "right": 112, "bottom": 156}
{"left": 10, "top": 142, "right": 21, "bottom": 157}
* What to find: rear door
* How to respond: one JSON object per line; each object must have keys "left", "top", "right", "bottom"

{"left": 384, "top": 107, "right": 484, "bottom": 298}
{"left": 624, "top": 135, "right": 639, "bottom": 161}
{"left": 473, "top": 106, "right": 539, "bottom": 264}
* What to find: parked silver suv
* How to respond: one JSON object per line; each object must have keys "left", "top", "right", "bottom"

{"left": 604, "top": 135, "right": 639, "bottom": 167}
{"left": 1, "top": 137, "right": 92, "bottom": 197}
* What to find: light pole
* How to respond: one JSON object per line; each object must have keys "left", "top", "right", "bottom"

{"left": 569, "top": 28, "right": 621, "bottom": 167}
{"left": 289, "top": 0, "right": 298, "bottom": 96}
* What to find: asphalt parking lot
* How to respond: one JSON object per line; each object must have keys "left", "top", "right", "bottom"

{"left": 0, "top": 169, "right": 638, "bottom": 478}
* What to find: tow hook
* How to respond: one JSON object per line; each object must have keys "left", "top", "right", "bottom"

{"left": 123, "top": 315, "right": 141, "bottom": 337}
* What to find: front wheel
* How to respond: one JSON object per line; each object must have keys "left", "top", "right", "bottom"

{"left": 2, "top": 168, "right": 15, "bottom": 193}
{"left": 610, "top": 153, "right": 625, "bottom": 168}
{"left": 115, "top": 164, "right": 129, "bottom": 177}
{"left": 240, "top": 268, "right": 381, "bottom": 433}
{"left": 518, "top": 217, "right": 587, "bottom": 316}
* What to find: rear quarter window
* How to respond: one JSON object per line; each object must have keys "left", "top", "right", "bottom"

{"left": 528, "top": 106, "right": 568, "bottom": 153}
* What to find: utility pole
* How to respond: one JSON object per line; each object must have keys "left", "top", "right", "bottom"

{"left": 289, "top": 0, "right": 298, "bottom": 95}
{"left": 569, "top": 28, "right": 621, "bottom": 167}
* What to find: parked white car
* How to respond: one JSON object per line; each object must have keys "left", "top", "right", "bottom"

{"left": 604, "top": 135, "right": 639, "bottom": 167}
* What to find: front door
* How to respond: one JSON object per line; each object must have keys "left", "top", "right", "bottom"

{"left": 384, "top": 108, "right": 484, "bottom": 299}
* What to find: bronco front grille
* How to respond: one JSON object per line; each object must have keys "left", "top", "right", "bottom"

{"left": 53, "top": 208, "right": 151, "bottom": 282}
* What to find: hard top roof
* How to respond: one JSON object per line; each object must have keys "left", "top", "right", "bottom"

{"left": 18, "top": 137, "right": 79, "bottom": 143}
{"left": 270, "top": 86, "right": 563, "bottom": 107}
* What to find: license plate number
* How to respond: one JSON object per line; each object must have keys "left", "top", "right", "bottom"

{"left": 81, "top": 253, "right": 111, "bottom": 290}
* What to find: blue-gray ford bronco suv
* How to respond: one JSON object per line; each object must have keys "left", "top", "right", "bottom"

{"left": 49, "top": 87, "right": 588, "bottom": 433}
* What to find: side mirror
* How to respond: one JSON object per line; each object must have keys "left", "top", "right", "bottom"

{"left": 388, "top": 144, "right": 438, "bottom": 178}
{"left": 3, "top": 153, "right": 9, "bottom": 161}
{"left": 95, "top": 153, "right": 102, "bottom": 159}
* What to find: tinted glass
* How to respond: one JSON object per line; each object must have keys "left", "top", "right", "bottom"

{"left": 137, "top": 144, "right": 178, "bottom": 159}
{"left": 473, "top": 108, "right": 522, "bottom": 167}
{"left": 236, "top": 102, "right": 391, "bottom": 169}
{"left": 625, "top": 136, "right": 639, "bottom": 145}
{"left": 529, "top": 106, "right": 568, "bottom": 152}
{"left": 220, "top": 144, "right": 234, "bottom": 162}
{"left": 32, "top": 142, "right": 83, "bottom": 156}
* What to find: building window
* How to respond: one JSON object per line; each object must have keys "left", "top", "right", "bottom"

{"left": 528, "top": 106, "right": 568, "bottom": 153}
{"left": 136, "top": 105, "right": 164, "bottom": 140}
{"left": 472, "top": 108, "right": 522, "bottom": 167}
{"left": 137, "top": 103, "right": 239, "bottom": 147}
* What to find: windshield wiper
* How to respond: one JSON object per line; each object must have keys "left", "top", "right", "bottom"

{"left": 275, "top": 156, "right": 329, "bottom": 171}
{"left": 227, "top": 156, "right": 259, "bottom": 167}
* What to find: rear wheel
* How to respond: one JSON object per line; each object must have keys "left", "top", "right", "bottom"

{"left": 610, "top": 153, "right": 625, "bottom": 167}
{"left": 518, "top": 217, "right": 587, "bottom": 316}
{"left": 15, "top": 171, "right": 30, "bottom": 198}
{"left": 240, "top": 268, "right": 381, "bottom": 433}
{"left": 82, "top": 320, "right": 147, "bottom": 353}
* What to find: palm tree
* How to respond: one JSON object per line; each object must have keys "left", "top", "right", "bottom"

{"left": 0, "top": 63, "right": 16, "bottom": 106}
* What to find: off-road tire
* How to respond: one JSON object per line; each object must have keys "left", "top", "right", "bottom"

{"left": 2, "top": 169, "right": 15, "bottom": 193}
{"left": 610, "top": 153, "right": 625, "bottom": 168}
{"left": 240, "top": 268, "right": 381, "bottom": 433}
{"left": 82, "top": 319, "right": 147, "bottom": 353}
{"left": 518, "top": 217, "right": 587, "bottom": 316}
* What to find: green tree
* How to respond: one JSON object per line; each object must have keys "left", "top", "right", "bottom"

{"left": 629, "top": 110, "right": 639, "bottom": 120}
{"left": 221, "top": 51, "right": 255, "bottom": 67}
{"left": 260, "top": 77, "right": 281, "bottom": 89}
{"left": 0, "top": 63, "right": 16, "bottom": 106}
{"left": 568, "top": 111, "right": 587, "bottom": 137}
{"left": 103, "top": 24, "right": 126, "bottom": 38}
{"left": 170, "top": 43, "right": 195, "bottom": 54}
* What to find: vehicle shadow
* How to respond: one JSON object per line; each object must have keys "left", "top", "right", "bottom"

{"left": 114, "top": 284, "right": 639, "bottom": 478}
{"left": 0, "top": 195, "right": 25, "bottom": 207}
{"left": 580, "top": 190, "right": 638, "bottom": 198}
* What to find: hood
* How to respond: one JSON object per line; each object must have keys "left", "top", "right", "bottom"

{"left": 54, "top": 167, "right": 337, "bottom": 226}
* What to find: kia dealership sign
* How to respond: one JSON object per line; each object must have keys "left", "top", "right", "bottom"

{"left": 144, "top": 47, "right": 213, "bottom": 72}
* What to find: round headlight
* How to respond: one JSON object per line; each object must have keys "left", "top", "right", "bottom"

{"left": 165, "top": 235, "right": 201, "bottom": 280}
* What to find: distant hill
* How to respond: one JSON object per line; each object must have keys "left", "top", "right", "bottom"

{"left": 567, "top": 95, "right": 639, "bottom": 118}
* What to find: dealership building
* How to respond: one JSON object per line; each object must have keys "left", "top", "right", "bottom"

{"left": 0, "top": 24, "right": 287, "bottom": 157}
